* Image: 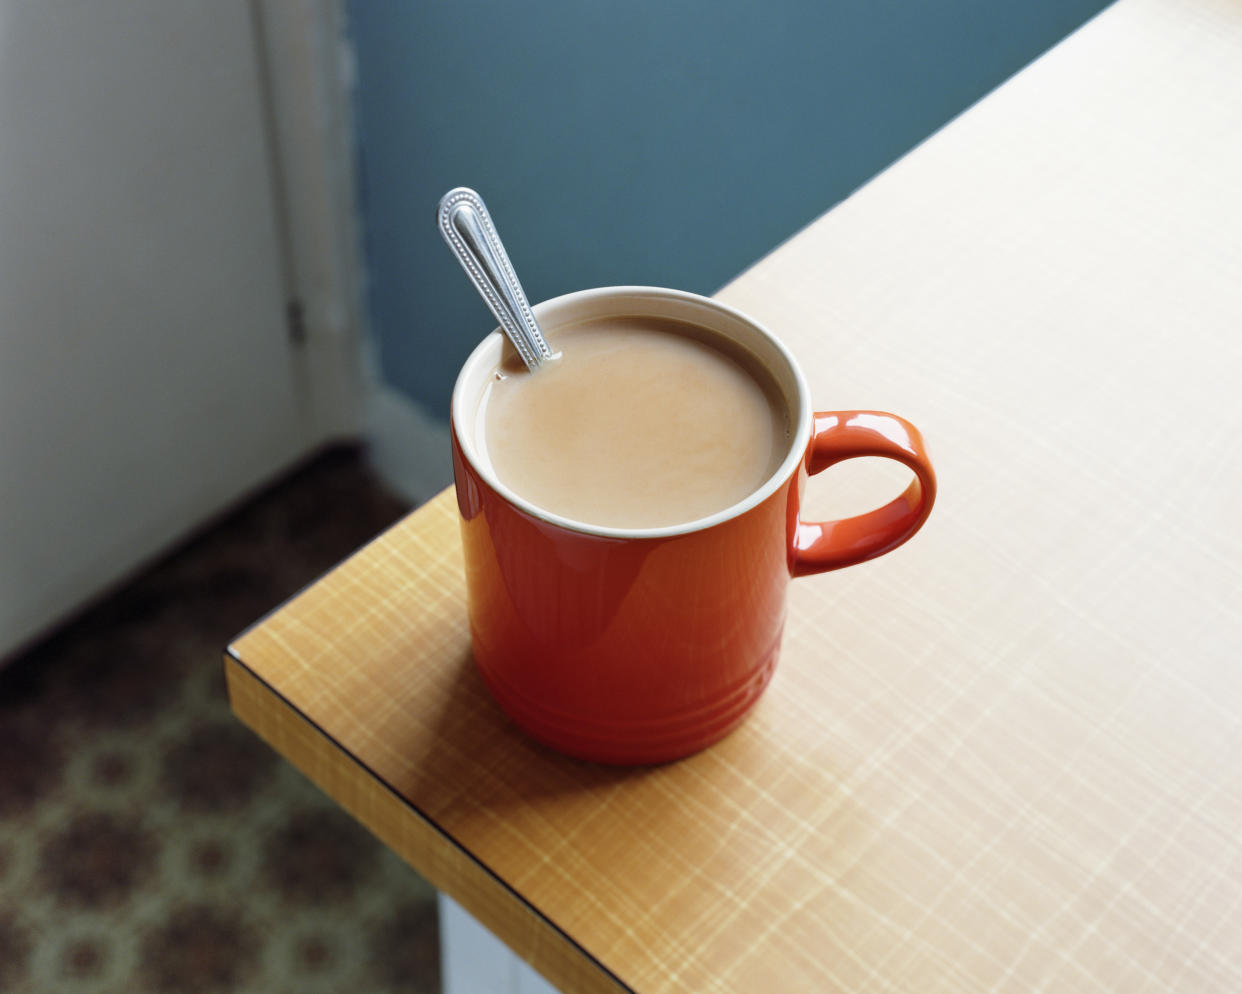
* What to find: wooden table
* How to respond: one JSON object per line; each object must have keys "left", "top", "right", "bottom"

{"left": 228, "top": 0, "right": 1242, "bottom": 989}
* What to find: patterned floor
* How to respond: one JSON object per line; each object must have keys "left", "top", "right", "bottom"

{"left": 0, "top": 447, "right": 441, "bottom": 993}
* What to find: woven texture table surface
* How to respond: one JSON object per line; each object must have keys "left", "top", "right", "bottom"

{"left": 230, "top": 1, "right": 1242, "bottom": 989}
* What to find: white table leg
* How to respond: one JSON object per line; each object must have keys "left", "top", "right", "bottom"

{"left": 438, "top": 892, "right": 561, "bottom": 994}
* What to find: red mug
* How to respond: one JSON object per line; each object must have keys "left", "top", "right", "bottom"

{"left": 451, "top": 287, "right": 936, "bottom": 764}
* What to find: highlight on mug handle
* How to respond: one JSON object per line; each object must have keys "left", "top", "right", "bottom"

{"left": 791, "top": 411, "right": 937, "bottom": 578}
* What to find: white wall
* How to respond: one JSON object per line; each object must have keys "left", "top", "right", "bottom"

{"left": 0, "top": 1, "right": 359, "bottom": 656}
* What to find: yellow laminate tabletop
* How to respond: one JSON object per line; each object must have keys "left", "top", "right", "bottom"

{"left": 228, "top": 1, "right": 1242, "bottom": 990}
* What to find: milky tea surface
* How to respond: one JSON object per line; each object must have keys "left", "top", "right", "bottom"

{"left": 478, "top": 315, "right": 789, "bottom": 529}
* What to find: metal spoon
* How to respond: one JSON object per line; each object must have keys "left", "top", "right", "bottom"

{"left": 437, "top": 187, "right": 554, "bottom": 371}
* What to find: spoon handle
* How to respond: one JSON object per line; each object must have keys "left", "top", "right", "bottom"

{"left": 437, "top": 187, "right": 552, "bottom": 371}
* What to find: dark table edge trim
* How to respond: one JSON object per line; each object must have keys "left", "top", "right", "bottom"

{"left": 224, "top": 643, "right": 635, "bottom": 994}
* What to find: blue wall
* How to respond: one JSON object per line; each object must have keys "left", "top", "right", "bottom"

{"left": 347, "top": 0, "right": 1110, "bottom": 416}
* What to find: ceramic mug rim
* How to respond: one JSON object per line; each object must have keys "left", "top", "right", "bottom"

{"left": 450, "top": 286, "right": 814, "bottom": 539}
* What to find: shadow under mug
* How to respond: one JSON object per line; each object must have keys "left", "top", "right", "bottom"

{"left": 450, "top": 287, "right": 936, "bottom": 764}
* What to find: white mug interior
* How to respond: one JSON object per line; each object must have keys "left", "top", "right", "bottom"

{"left": 450, "top": 286, "right": 813, "bottom": 539}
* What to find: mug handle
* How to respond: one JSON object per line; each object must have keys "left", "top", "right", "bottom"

{"left": 791, "top": 411, "right": 937, "bottom": 578}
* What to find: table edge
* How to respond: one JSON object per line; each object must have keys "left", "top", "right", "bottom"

{"left": 224, "top": 648, "right": 631, "bottom": 994}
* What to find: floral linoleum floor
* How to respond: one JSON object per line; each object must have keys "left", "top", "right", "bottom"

{"left": 0, "top": 446, "right": 441, "bottom": 994}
